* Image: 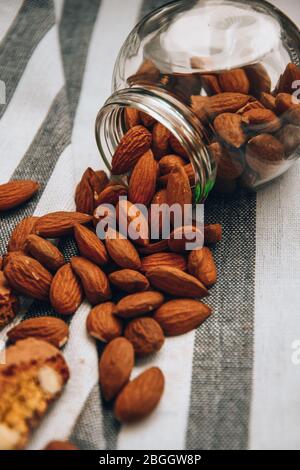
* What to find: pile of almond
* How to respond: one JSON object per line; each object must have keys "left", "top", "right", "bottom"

{"left": 0, "top": 108, "right": 222, "bottom": 448}
{"left": 190, "top": 62, "right": 300, "bottom": 191}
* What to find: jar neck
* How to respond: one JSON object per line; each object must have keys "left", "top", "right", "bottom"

{"left": 95, "top": 85, "right": 216, "bottom": 202}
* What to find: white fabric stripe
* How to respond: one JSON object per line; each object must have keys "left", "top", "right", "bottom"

{"left": 118, "top": 334, "right": 195, "bottom": 450}
{"left": 0, "top": 26, "right": 64, "bottom": 183}
{"left": 250, "top": 0, "right": 300, "bottom": 450}
{"left": 0, "top": 0, "right": 23, "bottom": 42}
{"left": 53, "top": 0, "right": 64, "bottom": 22}
{"left": 72, "top": 0, "right": 143, "bottom": 179}
{"left": 27, "top": 0, "right": 143, "bottom": 448}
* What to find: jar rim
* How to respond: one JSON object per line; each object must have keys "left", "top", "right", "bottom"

{"left": 95, "top": 85, "right": 216, "bottom": 202}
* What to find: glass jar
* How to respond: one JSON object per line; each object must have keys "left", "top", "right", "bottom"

{"left": 95, "top": 0, "right": 300, "bottom": 202}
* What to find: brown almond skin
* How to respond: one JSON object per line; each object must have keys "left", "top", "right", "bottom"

{"left": 35, "top": 211, "right": 92, "bottom": 238}
{"left": 275, "top": 62, "right": 300, "bottom": 94}
{"left": 246, "top": 134, "right": 285, "bottom": 179}
{"left": 275, "top": 93, "right": 295, "bottom": 114}
{"left": 141, "top": 252, "right": 187, "bottom": 273}
{"left": 116, "top": 199, "right": 149, "bottom": 246}
{"left": 50, "top": 263, "right": 83, "bottom": 315}
{"left": 128, "top": 149, "right": 157, "bottom": 206}
{"left": 214, "top": 113, "right": 246, "bottom": 148}
{"left": 149, "top": 189, "right": 168, "bottom": 238}
{"left": 188, "top": 247, "right": 217, "bottom": 287}
{"left": 105, "top": 231, "right": 141, "bottom": 270}
{"left": 138, "top": 239, "right": 169, "bottom": 255}
{"left": 277, "top": 124, "right": 300, "bottom": 155}
{"left": 154, "top": 299, "right": 212, "bottom": 336}
{"left": 204, "top": 224, "right": 222, "bottom": 244}
{"left": 7, "top": 216, "right": 39, "bottom": 252}
{"left": 204, "top": 92, "right": 251, "bottom": 118}
{"left": 124, "top": 107, "right": 141, "bottom": 129}
{"left": 4, "top": 254, "right": 52, "bottom": 301}
{"left": 244, "top": 63, "right": 271, "bottom": 97}
{"left": 208, "top": 142, "right": 244, "bottom": 180}
{"left": 75, "top": 168, "right": 98, "bottom": 214}
{"left": 147, "top": 266, "right": 208, "bottom": 298}
{"left": 99, "top": 337, "right": 134, "bottom": 401}
{"left": 242, "top": 108, "right": 281, "bottom": 133}
{"left": 152, "top": 122, "right": 171, "bottom": 160}
{"left": 71, "top": 256, "right": 111, "bottom": 305}
{"left": 140, "top": 112, "right": 156, "bottom": 128}
{"left": 114, "top": 291, "right": 164, "bottom": 319}
{"left": 0, "top": 180, "right": 39, "bottom": 211}
{"left": 168, "top": 225, "right": 203, "bottom": 253}
{"left": 114, "top": 367, "right": 164, "bottom": 423}
{"left": 260, "top": 92, "right": 276, "bottom": 111}
{"left": 109, "top": 269, "right": 149, "bottom": 293}
{"left": 25, "top": 234, "right": 65, "bottom": 272}
{"left": 44, "top": 441, "right": 78, "bottom": 450}
{"left": 74, "top": 224, "right": 108, "bottom": 266}
{"left": 169, "top": 134, "right": 188, "bottom": 159}
{"left": 201, "top": 74, "right": 222, "bottom": 95}
{"left": 166, "top": 166, "right": 192, "bottom": 223}
{"left": 7, "top": 317, "right": 69, "bottom": 348}
{"left": 86, "top": 302, "right": 122, "bottom": 342}
{"left": 95, "top": 184, "right": 127, "bottom": 207}
{"left": 218, "top": 68, "right": 250, "bottom": 94}
{"left": 111, "top": 125, "right": 152, "bottom": 174}
{"left": 125, "top": 317, "right": 164, "bottom": 356}
{"left": 159, "top": 154, "right": 185, "bottom": 175}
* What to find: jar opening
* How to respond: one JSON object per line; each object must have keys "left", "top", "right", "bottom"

{"left": 95, "top": 85, "right": 216, "bottom": 202}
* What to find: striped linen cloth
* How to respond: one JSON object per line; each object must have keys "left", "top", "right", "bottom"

{"left": 0, "top": 0, "right": 300, "bottom": 450}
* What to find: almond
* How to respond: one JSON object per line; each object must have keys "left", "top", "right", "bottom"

{"left": 124, "top": 108, "right": 141, "bottom": 129}
{"left": 159, "top": 154, "right": 185, "bottom": 175}
{"left": 275, "top": 62, "right": 300, "bottom": 94}
{"left": 50, "top": 263, "right": 83, "bottom": 315}
{"left": 111, "top": 125, "right": 152, "bottom": 174}
{"left": 277, "top": 124, "right": 300, "bottom": 155}
{"left": 190, "top": 95, "right": 209, "bottom": 122}
{"left": 236, "top": 100, "right": 265, "bottom": 114}
{"left": 114, "top": 367, "right": 164, "bottom": 423}
{"left": 74, "top": 224, "right": 108, "bottom": 266}
{"left": 35, "top": 211, "right": 92, "bottom": 238}
{"left": 95, "top": 184, "right": 127, "bottom": 207}
{"left": 138, "top": 239, "right": 169, "bottom": 255}
{"left": 169, "top": 134, "right": 189, "bottom": 159}
{"left": 70, "top": 256, "right": 111, "bottom": 305}
{"left": 260, "top": 92, "right": 276, "bottom": 111}
{"left": 99, "top": 337, "right": 134, "bottom": 401}
{"left": 208, "top": 142, "right": 244, "bottom": 180}
{"left": 152, "top": 123, "right": 170, "bottom": 159}
{"left": 204, "top": 224, "right": 222, "bottom": 244}
{"left": 246, "top": 134, "right": 285, "bottom": 179}
{"left": 116, "top": 199, "right": 149, "bottom": 246}
{"left": 140, "top": 112, "right": 156, "bottom": 128}
{"left": 109, "top": 269, "right": 149, "bottom": 293}
{"left": 4, "top": 254, "right": 52, "bottom": 301}
{"left": 147, "top": 266, "right": 208, "bottom": 298}
{"left": 218, "top": 68, "right": 250, "bottom": 94}
{"left": 0, "top": 180, "right": 39, "bottom": 211}
{"left": 141, "top": 252, "right": 187, "bottom": 273}
{"left": 242, "top": 108, "right": 281, "bottom": 133}
{"left": 86, "top": 302, "right": 122, "bottom": 342}
{"left": 25, "top": 234, "right": 64, "bottom": 272}
{"left": 105, "top": 230, "right": 141, "bottom": 270}
{"left": 149, "top": 189, "right": 168, "bottom": 238}
{"left": 188, "top": 247, "right": 217, "bottom": 286}
{"left": 159, "top": 163, "right": 195, "bottom": 188}
{"left": 75, "top": 168, "right": 108, "bottom": 214}
{"left": 244, "top": 63, "right": 271, "bottom": 96}
{"left": 93, "top": 203, "right": 115, "bottom": 228}
{"left": 7, "top": 216, "right": 38, "bottom": 252}
{"left": 124, "top": 317, "right": 164, "bottom": 356}
{"left": 114, "top": 291, "right": 164, "bottom": 318}
{"left": 168, "top": 225, "right": 203, "bottom": 253}
{"left": 154, "top": 299, "right": 212, "bottom": 336}
{"left": 285, "top": 106, "right": 300, "bottom": 126}
{"left": 275, "top": 93, "right": 295, "bottom": 113}
{"left": 128, "top": 149, "right": 157, "bottom": 206}
{"left": 44, "top": 441, "right": 78, "bottom": 451}
{"left": 0, "top": 271, "right": 19, "bottom": 329}
{"left": 7, "top": 317, "right": 69, "bottom": 348}
{"left": 213, "top": 113, "right": 246, "bottom": 148}
{"left": 166, "top": 166, "right": 192, "bottom": 223}
{"left": 201, "top": 74, "right": 222, "bottom": 95}
{"left": 204, "top": 92, "right": 250, "bottom": 118}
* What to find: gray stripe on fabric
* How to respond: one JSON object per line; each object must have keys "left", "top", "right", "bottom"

{"left": 0, "top": 0, "right": 55, "bottom": 120}
{"left": 186, "top": 190, "right": 256, "bottom": 450}
{"left": 0, "top": 87, "right": 71, "bottom": 257}
{"left": 59, "top": 0, "right": 102, "bottom": 125}
{"left": 71, "top": 383, "right": 107, "bottom": 450}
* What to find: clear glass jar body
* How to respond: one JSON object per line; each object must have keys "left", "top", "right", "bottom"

{"left": 95, "top": 0, "right": 300, "bottom": 201}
